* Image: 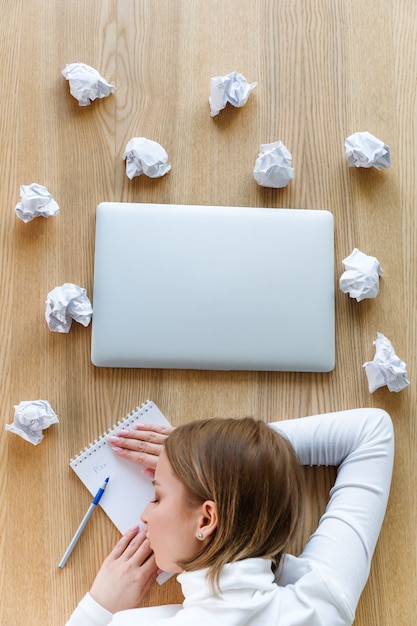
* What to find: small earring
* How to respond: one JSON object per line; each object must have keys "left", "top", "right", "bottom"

{"left": 197, "top": 532, "right": 204, "bottom": 540}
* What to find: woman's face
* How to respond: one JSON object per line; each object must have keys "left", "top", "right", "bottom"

{"left": 141, "top": 450, "right": 205, "bottom": 573}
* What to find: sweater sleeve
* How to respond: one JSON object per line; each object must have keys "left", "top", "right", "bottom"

{"left": 65, "top": 592, "right": 114, "bottom": 626}
{"left": 269, "top": 408, "right": 394, "bottom": 618}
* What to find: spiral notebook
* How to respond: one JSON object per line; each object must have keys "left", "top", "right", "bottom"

{"left": 70, "top": 400, "right": 171, "bottom": 535}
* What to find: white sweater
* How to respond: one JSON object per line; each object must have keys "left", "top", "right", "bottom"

{"left": 66, "top": 408, "right": 394, "bottom": 626}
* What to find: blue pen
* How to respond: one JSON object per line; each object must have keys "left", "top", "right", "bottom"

{"left": 59, "top": 477, "right": 109, "bottom": 568}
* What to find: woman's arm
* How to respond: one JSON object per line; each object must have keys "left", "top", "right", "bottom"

{"left": 269, "top": 408, "right": 394, "bottom": 617}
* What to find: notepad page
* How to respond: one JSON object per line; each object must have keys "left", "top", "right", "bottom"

{"left": 70, "top": 401, "right": 171, "bottom": 533}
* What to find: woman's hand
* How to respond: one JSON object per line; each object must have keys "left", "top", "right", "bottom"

{"left": 107, "top": 423, "right": 174, "bottom": 472}
{"left": 89, "top": 526, "right": 158, "bottom": 614}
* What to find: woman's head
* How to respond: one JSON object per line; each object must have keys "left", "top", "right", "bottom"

{"left": 142, "top": 417, "right": 304, "bottom": 585}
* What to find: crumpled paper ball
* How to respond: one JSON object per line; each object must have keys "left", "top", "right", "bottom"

{"left": 5, "top": 400, "right": 59, "bottom": 445}
{"left": 363, "top": 332, "right": 410, "bottom": 393}
{"left": 253, "top": 141, "right": 294, "bottom": 188}
{"left": 15, "top": 183, "right": 60, "bottom": 223}
{"left": 122, "top": 137, "right": 171, "bottom": 179}
{"left": 45, "top": 283, "right": 93, "bottom": 333}
{"left": 339, "top": 248, "right": 383, "bottom": 301}
{"left": 62, "top": 62, "right": 115, "bottom": 106}
{"left": 209, "top": 71, "right": 257, "bottom": 117}
{"left": 345, "top": 131, "right": 391, "bottom": 170}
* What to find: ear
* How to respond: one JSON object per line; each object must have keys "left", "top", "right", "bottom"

{"left": 196, "top": 500, "right": 218, "bottom": 540}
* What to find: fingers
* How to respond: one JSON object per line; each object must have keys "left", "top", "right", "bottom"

{"left": 136, "top": 553, "right": 158, "bottom": 593}
{"left": 123, "top": 531, "right": 153, "bottom": 562}
{"left": 109, "top": 525, "right": 141, "bottom": 559}
{"left": 109, "top": 434, "right": 163, "bottom": 457}
{"left": 109, "top": 526, "right": 153, "bottom": 564}
{"left": 107, "top": 423, "right": 174, "bottom": 468}
{"left": 142, "top": 468, "right": 155, "bottom": 479}
{"left": 108, "top": 444, "right": 160, "bottom": 469}
{"left": 134, "top": 423, "right": 174, "bottom": 441}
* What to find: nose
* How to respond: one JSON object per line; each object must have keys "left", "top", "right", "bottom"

{"left": 141, "top": 500, "right": 151, "bottom": 524}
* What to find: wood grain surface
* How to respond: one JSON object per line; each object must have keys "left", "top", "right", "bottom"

{"left": 1, "top": 1, "right": 416, "bottom": 623}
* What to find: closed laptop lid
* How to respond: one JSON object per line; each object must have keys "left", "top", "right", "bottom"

{"left": 91, "top": 202, "right": 335, "bottom": 372}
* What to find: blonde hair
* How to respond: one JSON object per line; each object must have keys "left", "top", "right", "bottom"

{"left": 164, "top": 417, "right": 304, "bottom": 587}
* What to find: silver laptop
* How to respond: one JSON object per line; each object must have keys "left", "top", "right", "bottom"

{"left": 91, "top": 202, "right": 335, "bottom": 371}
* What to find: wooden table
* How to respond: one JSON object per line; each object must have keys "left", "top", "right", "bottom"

{"left": 1, "top": 1, "right": 415, "bottom": 623}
